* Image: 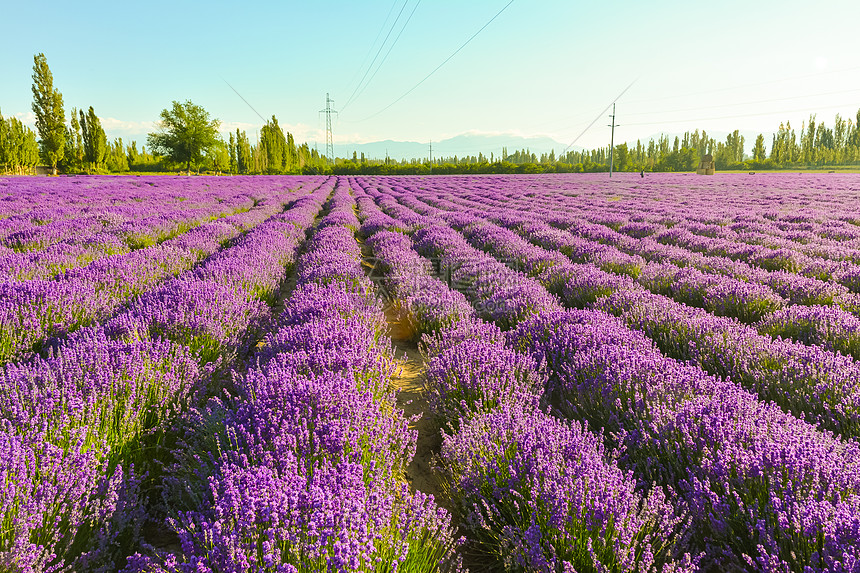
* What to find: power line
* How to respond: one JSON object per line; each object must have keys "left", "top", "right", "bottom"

{"left": 624, "top": 87, "right": 860, "bottom": 118}
{"left": 221, "top": 77, "right": 267, "bottom": 123}
{"left": 340, "top": 0, "right": 400, "bottom": 99}
{"left": 622, "top": 101, "right": 860, "bottom": 127}
{"left": 624, "top": 65, "right": 860, "bottom": 106}
{"left": 352, "top": 0, "right": 516, "bottom": 122}
{"left": 342, "top": 0, "right": 412, "bottom": 111}
{"left": 562, "top": 80, "right": 636, "bottom": 153}
{"left": 469, "top": 86, "right": 860, "bottom": 148}
{"left": 518, "top": 66, "right": 860, "bottom": 138}
{"left": 347, "top": 0, "right": 421, "bottom": 109}
{"left": 544, "top": 99, "right": 858, "bottom": 156}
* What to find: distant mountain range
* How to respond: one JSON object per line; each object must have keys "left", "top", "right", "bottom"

{"left": 334, "top": 129, "right": 767, "bottom": 161}
{"left": 335, "top": 133, "right": 572, "bottom": 161}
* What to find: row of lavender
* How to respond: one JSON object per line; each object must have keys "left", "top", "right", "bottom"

{"left": 2, "top": 194, "right": 245, "bottom": 254}
{"left": 0, "top": 178, "right": 330, "bottom": 286}
{"left": 350, "top": 178, "right": 697, "bottom": 571}
{"left": 0, "top": 178, "right": 332, "bottom": 571}
{"left": 0, "top": 176, "right": 276, "bottom": 245}
{"left": 0, "top": 178, "right": 327, "bottom": 365}
{"left": 427, "top": 181, "right": 860, "bottom": 319}
{"left": 446, "top": 173, "right": 860, "bottom": 265}
{"left": 455, "top": 179, "right": 860, "bottom": 361}
{"left": 507, "top": 191, "right": 860, "bottom": 319}
{"left": 126, "top": 179, "right": 464, "bottom": 571}
{"left": 356, "top": 175, "right": 860, "bottom": 571}
{"left": 0, "top": 176, "right": 197, "bottom": 229}
{"left": 437, "top": 189, "right": 860, "bottom": 424}
{"left": 6, "top": 173, "right": 860, "bottom": 570}
{"left": 0, "top": 197, "right": 255, "bottom": 283}
{"left": 396, "top": 181, "right": 860, "bottom": 440}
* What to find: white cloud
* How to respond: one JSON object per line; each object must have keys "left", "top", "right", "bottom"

{"left": 271, "top": 121, "right": 370, "bottom": 147}
{"left": 219, "top": 120, "right": 257, "bottom": 135}
{"left": 14, "top": 111, "right": 35, "bottom": 127}
{"left": 97, "top": 117, "right": 260, "bottom": 143}
{"left": 100, "top": 117, "right": 156, "bottom": 134}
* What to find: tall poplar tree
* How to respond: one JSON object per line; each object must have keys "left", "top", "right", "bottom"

{"left": 105, "top": 138, "right": 128, "bottom": 172}
{"left": 0, "top": 109, "right": 7, "bottom": 173}
{"left": 752, "top": 134, "right": 767, "bottom": 161}
{"left": 260, "top": 116, "right": 287, "bottom": 173}
{"left": 228, "top": 131, "right": 237, "bottom": 174}
{"left": 31, "top": 53, "right": 66, "bottom": 175}
{"left": 853, "top": 110, "right": 860, "bottom": 148}
{"left": 286, "top": 132, "right": 297, "bottom": 171}
{"left": 80, "top": 106, "right": 107, "bottom": 172}
{"left": 63, "top": 107, "right": 84, "bottom": 172}
{"left": 0, "top": 109, "right": 40, "bottom": 175}
{"left": 236, "top": 129, "right": 252, "bottom": 174}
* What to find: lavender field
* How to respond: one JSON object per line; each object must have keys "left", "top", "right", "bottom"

{"left": 4, "top": 172, "right": 860, "bottom": 572}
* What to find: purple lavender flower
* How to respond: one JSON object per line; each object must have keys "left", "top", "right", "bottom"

{"left": 758, "top": 303, "right": 860, "bottom": 360}
{"left": 425, "top": 338, "right": 546, "bottom": 427}
{"left": 438, "top": 405, "right": 693, "bottom": 572}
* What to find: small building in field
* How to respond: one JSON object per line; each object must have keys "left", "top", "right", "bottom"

{"left": 696, "top": 154, "right": 715, "bottom": 175}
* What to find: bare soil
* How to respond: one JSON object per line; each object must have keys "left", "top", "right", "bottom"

{"left": 358, "top": 233, "right": 448, "bottom": 508}
{"left": 384, "top": 306, "right": 449, "bottom": 511}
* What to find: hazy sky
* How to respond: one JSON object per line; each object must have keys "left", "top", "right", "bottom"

{"left": 2, "top": 0, "right": 859, "bottom": 155}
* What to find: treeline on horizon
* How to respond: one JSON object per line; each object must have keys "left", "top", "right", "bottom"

{"left": 7, "top": 111, "right": 858, "bottom": 176}
{"left": 5, "top": 52, "right": 860, "bottom": 175}
{"left": 336, "top": 113, "right": 860, "bottom": 175}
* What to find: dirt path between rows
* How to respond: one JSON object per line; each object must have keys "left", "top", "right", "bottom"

{"left": 385, "top": 307, "right": 448, "bottom": 510}
{"left": 358, "top": 232, "right": 448, "bottom": 510}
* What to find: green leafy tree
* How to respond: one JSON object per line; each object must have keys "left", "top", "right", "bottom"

{"left": 0, "top": 109, "right": 8, "bottom": 173}
{"left": 613, "top": 143, "right": 629, "bottom": 171}
{"left": 127, "top": 141, "right": 140, "bottom": 166}
{"left": 714, "top": 130, "right": 744, "bottom": 168}
{"left": 853, "top": 110, "right": 860, "bottom": 148}
{"left": 753, "top": 134, "right": 767, "bottom": 161}
{"left": 59, "top": 126, "right": 75, "bottom": 172}
{"left": 60, "top": 107, "right": 84, "bottom": 173}
{"left": 20, "top": 127, "right": 39, "bottom": 172}
{"left": 105, "top": 138, "right": 129, "bottom": 172}
{"left": 0, "top": 110, "right": 40, "bottom": 175}
{"left": 69, "top": 108, "right": 84, "bottom": 170}
{"left": 228, "top": 131, "right": 237, "bottom": 173}
{"left": 236, "top": 129, "right": 252, "bottom": 174}
{"left": 802, "top": 115, "right": 816, "bottom": 163}
{"left": 80, "top": 107, "right": 106, "bottom": 172}
{"left": 208, "top": 138, "right": 230, "bottom": 174}
{"left": 770, "top": 123, "right": 785, "bottom": 164}
{"left": 286, "top": 131, "right": 297, "bottom": 170}
{"left": 31, "top": 53, "right": 66, "bottom": 174}
{"left": 834, "top": 114, "right": 847, "bottom": 153}
{"left": 297, "top": 142, "right": 324, "bottom": 172}
{"left": 147, "top": 100, "right": 220, "bottom": 174}
{"left": 126, "top": 142, "right": 159, "bottom": 171}
{"left": 260, "top": 115, "right": 288, "bottom": 173}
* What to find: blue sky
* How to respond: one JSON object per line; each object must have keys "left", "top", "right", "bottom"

{"left": 2, "top": 0, "right": 859, "bottom": 155}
